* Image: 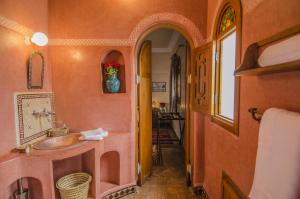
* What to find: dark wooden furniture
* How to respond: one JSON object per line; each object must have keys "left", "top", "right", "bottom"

{"left": 157, "top": 112, "right": 185, "bottom": 144}
{"left": 153, "top": 112, "right": 185, "bottom": 165}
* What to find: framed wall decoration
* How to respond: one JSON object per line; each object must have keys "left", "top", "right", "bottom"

{"left": 152, "top": 82, "right": 167, "bottom": 92}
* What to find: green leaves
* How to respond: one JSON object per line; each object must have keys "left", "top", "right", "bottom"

{"left": 106, "top": 66, "right": 118, "bottom": 75}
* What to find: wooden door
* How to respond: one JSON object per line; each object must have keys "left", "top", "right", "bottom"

{"left": 222, "top": 172, "right": 248, "bottom": 199}
{"left": 137, "top": 40, "right": 152, "bottom": 185}
{"left": 184, "top": 44, "right": 192, "bottom": 185}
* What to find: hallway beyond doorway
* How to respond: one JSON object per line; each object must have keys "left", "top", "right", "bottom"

{"left": 125, "top": 146, "right": 203, "bottom": 199}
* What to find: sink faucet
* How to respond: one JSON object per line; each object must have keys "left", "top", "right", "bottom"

{"left": 32, "top": 108, "right": 56, "bottom": 118}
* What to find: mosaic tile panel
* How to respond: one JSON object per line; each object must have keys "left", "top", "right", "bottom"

{"left": 14, "top": 92, "right": 54, "bottom": 146}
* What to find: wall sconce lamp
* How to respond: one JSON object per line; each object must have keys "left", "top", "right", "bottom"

{"left": 24, "top": 32, "right": 48, "bottom": 46}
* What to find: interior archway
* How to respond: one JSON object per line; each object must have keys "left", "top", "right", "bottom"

{"left": 134, "top": 25, "right": 193, "bottom": 186}
{"left": 134, "top": 23, "right": 195, "bottom": 57}
{"left": 129, "top": 12, "right": 204, "bottom": 47}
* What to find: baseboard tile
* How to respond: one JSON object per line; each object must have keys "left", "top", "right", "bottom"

{"left": 102, "top": 185, "right": 136, "bottom": 199}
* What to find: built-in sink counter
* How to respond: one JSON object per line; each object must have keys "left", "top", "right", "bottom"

{"left": 0, "top": 131, "right": 135, "bottom": 199}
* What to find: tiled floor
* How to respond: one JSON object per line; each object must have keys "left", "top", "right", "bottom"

{"left": 124, "top": 145, "right": 202, "bottom": 199}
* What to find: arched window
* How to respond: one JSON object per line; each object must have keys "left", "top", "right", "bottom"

{"left": 212, "top": 0, "right": 242, "bottom": 135}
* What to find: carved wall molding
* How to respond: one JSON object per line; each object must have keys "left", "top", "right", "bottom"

{"left": 0, "top": 15, "right": 33, "bottom": 35}
{"left": 49, "top": 38, "right": 131, "bottom": 46}
{"left": 128, "top": 12, "right": 205, "bottom": 47}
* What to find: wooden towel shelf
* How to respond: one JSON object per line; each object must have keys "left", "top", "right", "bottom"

{"left": 235, "top": 23, "right": 300, "bottom": 76}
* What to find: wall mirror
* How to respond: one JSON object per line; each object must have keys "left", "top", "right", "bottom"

{"left": 28, "top": 51, "right": 44, "bottom": 89}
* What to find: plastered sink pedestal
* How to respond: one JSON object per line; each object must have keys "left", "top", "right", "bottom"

{"left": 33, "top": 134, "right": 81, "bottom": 150}
{"left": 0, "top": 132, "right": 135, "bottom": 199}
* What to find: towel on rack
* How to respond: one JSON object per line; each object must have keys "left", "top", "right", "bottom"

{"left": 249, "top": 108, "right": 300, "bottom": 199}
{"left": 79, "top": 128, "right": 108, "bottom": 140}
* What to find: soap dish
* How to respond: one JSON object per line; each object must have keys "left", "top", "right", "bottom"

{"left": 47, "top": 121, "right": 69, "bottom": 137}
{"left": 15, "top": 144, "right": 33, "bottom": 153}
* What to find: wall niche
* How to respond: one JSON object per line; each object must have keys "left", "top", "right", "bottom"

{"left": 101, "top": 50, "right": 126, "bottom": 93}
{"left": 52, "top": 150, "right": 95, "bottom": 198}
{"left": 100, "top": 151, "right": 120, "bottom": 194}
{"left": 9, "top": 177, "right": 43, "bottom": 199}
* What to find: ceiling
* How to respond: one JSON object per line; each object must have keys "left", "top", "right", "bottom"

{"left": 144, "top": 28, "right": 185, "bottom": 53}
{"left": 145, "top": 29, "right": 174, "bottom": 48}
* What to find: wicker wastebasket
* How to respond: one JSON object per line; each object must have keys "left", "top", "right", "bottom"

{"left": 56, "top": 172, "right": 92, "bottom": 199}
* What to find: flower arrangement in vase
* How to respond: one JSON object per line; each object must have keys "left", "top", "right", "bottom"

{"left": 103, "top": 61, "right": 121, "bottom": 93}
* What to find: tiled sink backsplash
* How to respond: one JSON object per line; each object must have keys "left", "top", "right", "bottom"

{"left": 14, "top": 92, "right": 54, "bottom": 146}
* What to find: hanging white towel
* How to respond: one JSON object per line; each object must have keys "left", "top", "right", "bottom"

{"left": 249, "top": 108, "right": 300, "bottom": 199}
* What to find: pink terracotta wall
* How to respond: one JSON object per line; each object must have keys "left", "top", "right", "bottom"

{"left": 0, "top": 0, "right": 51, "bottom": 157}
{"left": 202, "top": 0, "right": 300, "bottom": 198}
{"left": 48, "top": 0, "right": 207, "bottom": 39}
{"left": 48, "top": 0, "right": 208, "bottom": 132}
{"left": 49, "top": 46, "right": 132, "bottom": 132}
{"left": 2, "top": 1, "right": 300, "bottom": 198}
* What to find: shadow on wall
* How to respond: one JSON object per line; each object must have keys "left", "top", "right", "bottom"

{"left": 9, "top": 177, "right": 43, "bottom": 199}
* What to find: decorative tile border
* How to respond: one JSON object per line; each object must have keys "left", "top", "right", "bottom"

{"left": 0, "top": 15, "right": 33, "bottom": 35}
{"left": 102, "top": 185, "right": 136, "bottom": 199}
{"left": 49, "top": 38, "right": 131, "bottom": 46}
{"left": 49, "top": 13, "right": 205, "bottom": 47}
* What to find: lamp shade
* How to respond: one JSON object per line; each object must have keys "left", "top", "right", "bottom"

{"left": 31, "top": 32, "right": 48, "bottom": 46}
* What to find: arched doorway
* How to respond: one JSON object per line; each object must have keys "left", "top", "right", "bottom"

{"left": 134, "top": 25, "right": 194, "bottom": 186}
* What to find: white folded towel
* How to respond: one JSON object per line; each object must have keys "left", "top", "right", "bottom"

{"left": 79, "top": 128, "right": 109, "bottom": 141}
{"left": 80, "top": 128, "right": 103, "bottom": 136}
{"left": 249, "top": 108, "right": 300, "bottom": 199}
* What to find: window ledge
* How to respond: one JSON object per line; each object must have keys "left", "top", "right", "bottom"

{"left": 211, "top": 115, "right": 239, "bottom": 136}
